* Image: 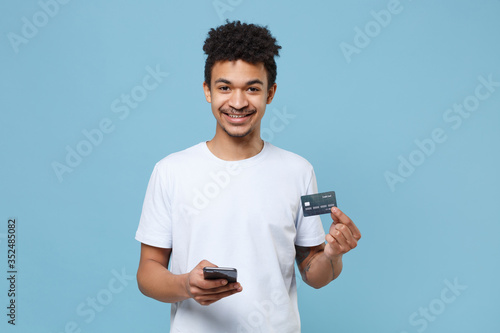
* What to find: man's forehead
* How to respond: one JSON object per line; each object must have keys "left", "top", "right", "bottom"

{"left": 211, "top": 60, "right": 267, "bottom": 83}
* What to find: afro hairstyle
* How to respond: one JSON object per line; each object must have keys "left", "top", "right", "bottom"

{"left": 203, "top": 20, "right": 281, "bottom": 89}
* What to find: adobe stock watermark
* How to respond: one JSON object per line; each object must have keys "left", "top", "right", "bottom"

{"left": 56, "top": 267, "right": 134, "bottom": 333}
{"left": 51, "top": 64, "right": 169, "bottom": 182}
{"left": 385, "top": 74, "right": 499, "bottom": 192}
{"left": 400, "top": 278, "right": 467, "bottom": 333}
{"left": 179, "top": 106, "right": 295, "bottom": 216}
{"left": 213, "top": 0, "right": 244, "bottom": 21}
{"left": 6, "top": 0, "right": 72, "bottom": 54}
{"left": 180, "top": 162, "right": 243, "bottom": 216}
{"left": 237, "top": 289, "right": 288, "bottom": 332}
{"left": 339, "top": 0, "right": 407, "bottom": 64}
{"left": 261, "top": 106, "right": 296, "bottom": 143}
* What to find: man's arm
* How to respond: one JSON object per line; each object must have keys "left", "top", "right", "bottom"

{"left": 295, "top": 207, "right": 361, "bottom": 289}
{"left": 296, "top": 243, "right": 342, "bottom": 289}
{"left": 136, "top": 243, "right": 242, "bottom": 305}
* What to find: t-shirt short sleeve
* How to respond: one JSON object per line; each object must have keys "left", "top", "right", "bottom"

{"left": 294, "top": 169, "right": 326, "bottom": 247}
{"left": 135, "top": 162, "right": 173, "bottom": 248}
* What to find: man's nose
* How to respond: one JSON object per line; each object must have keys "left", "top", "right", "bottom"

{"left": 228, "top": 90, "right": 249, "bottom": 110}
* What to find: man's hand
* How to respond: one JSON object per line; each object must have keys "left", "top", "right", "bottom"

{"left": 185, "top": 260, "right": 243, "bottom": 306}
{"left": 295, "top": 207, "right": 361, "bottom": 288}
{"left": 324, "top": 207, "right": 361, "bottom": 260}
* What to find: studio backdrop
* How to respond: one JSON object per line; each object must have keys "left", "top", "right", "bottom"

{"left": 1, "top": 0, "right": 499, "bottom": 332}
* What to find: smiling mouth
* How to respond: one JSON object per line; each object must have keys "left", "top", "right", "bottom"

{"left": 226, "top": 113, "right": 253, "bottom": 118}
{"left": 221, "top": 110, "right": 256, "bottom": 119}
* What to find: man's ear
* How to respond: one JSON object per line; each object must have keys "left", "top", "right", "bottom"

{"left": 203, "top": 82, "right": 212, "bottom": 103}
{"left": 266, "top": 83, "right": 277, "bottom": 104}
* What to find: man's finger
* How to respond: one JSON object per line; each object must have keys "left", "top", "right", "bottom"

{"left": 197, "top": 278, "right": 229, "bottom": 290}
{"left": 330, "top": 207, "right": 361, "bottom": 240}
{"left": 329, "top": 225, "right": 349, "bottom": 248}
{"left": 324, "top": 236, "right": 344, "bottom": 257}
{"left": 197, "top": 287, "right": 242, "bottom": 305}
{"left": 332, "top": 233, "right": 351, "bottom": 254}
{"left": 199, "top": 259, "right": 218, "bottom": 269}
{"left": 330, "top": 223, "right": 358, "bottom": 249}
{"left": 190, "top": 282, "right": 242, "bottom": 299}
{"left": 206, "top": 282, "right": 242, "bottom": 294}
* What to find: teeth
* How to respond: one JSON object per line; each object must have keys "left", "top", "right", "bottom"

{"left": 228, "top": 114, "right": 246, "bottom": 118}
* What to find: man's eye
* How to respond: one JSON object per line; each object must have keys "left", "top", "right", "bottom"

{"left": 248, "top": 87, "right": 260, "bottom": 92}
{"left": 219, "top": 86, "right": 230, "bottom": 91}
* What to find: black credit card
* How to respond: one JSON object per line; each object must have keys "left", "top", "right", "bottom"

{"left": 301, "top": 191, "right": 337, "bottom": 217}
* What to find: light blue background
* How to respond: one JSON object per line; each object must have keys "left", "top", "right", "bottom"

{"left": 1, "top": 0, "right": 499, "bottom": 332}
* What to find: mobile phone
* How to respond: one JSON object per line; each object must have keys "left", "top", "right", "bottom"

{"left": 203, "top": 267, "right": 237, "bottom": 283}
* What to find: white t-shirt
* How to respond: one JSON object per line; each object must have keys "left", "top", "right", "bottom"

{"left": 136, "top": 141, "right": 325, "bottom": 333}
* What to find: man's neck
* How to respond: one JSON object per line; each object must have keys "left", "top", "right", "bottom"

{"left": 206, "top": 131, "right": 264, "bottom": 161}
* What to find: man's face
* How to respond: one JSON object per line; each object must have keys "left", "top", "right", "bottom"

{"left": 203, "top": 60, "right": 276, "bottom": 139}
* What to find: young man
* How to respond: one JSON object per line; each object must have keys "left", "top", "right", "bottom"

{"left": 136, "top": 21, "right": 361, "bottom": 332}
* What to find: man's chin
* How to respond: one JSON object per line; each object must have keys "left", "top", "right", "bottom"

{"left": 223, "top": 128, "right": 252, "bottom": 138}
{"left": 220, "top": 124, "right": 252, "bottom": 138}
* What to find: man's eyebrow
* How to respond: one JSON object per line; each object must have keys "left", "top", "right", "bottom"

{"left": 214, "top": 78, "right": 231, "bottom": 85}
{"left": 213, "top": 78, "right": 264, "bottom": 86}
{"left": 246, "top": 79, "right": 264, "bottom": 86}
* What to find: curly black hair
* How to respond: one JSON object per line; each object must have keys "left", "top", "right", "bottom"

{"left": 203, "top": 21, "right": 281, "bottom": 89}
